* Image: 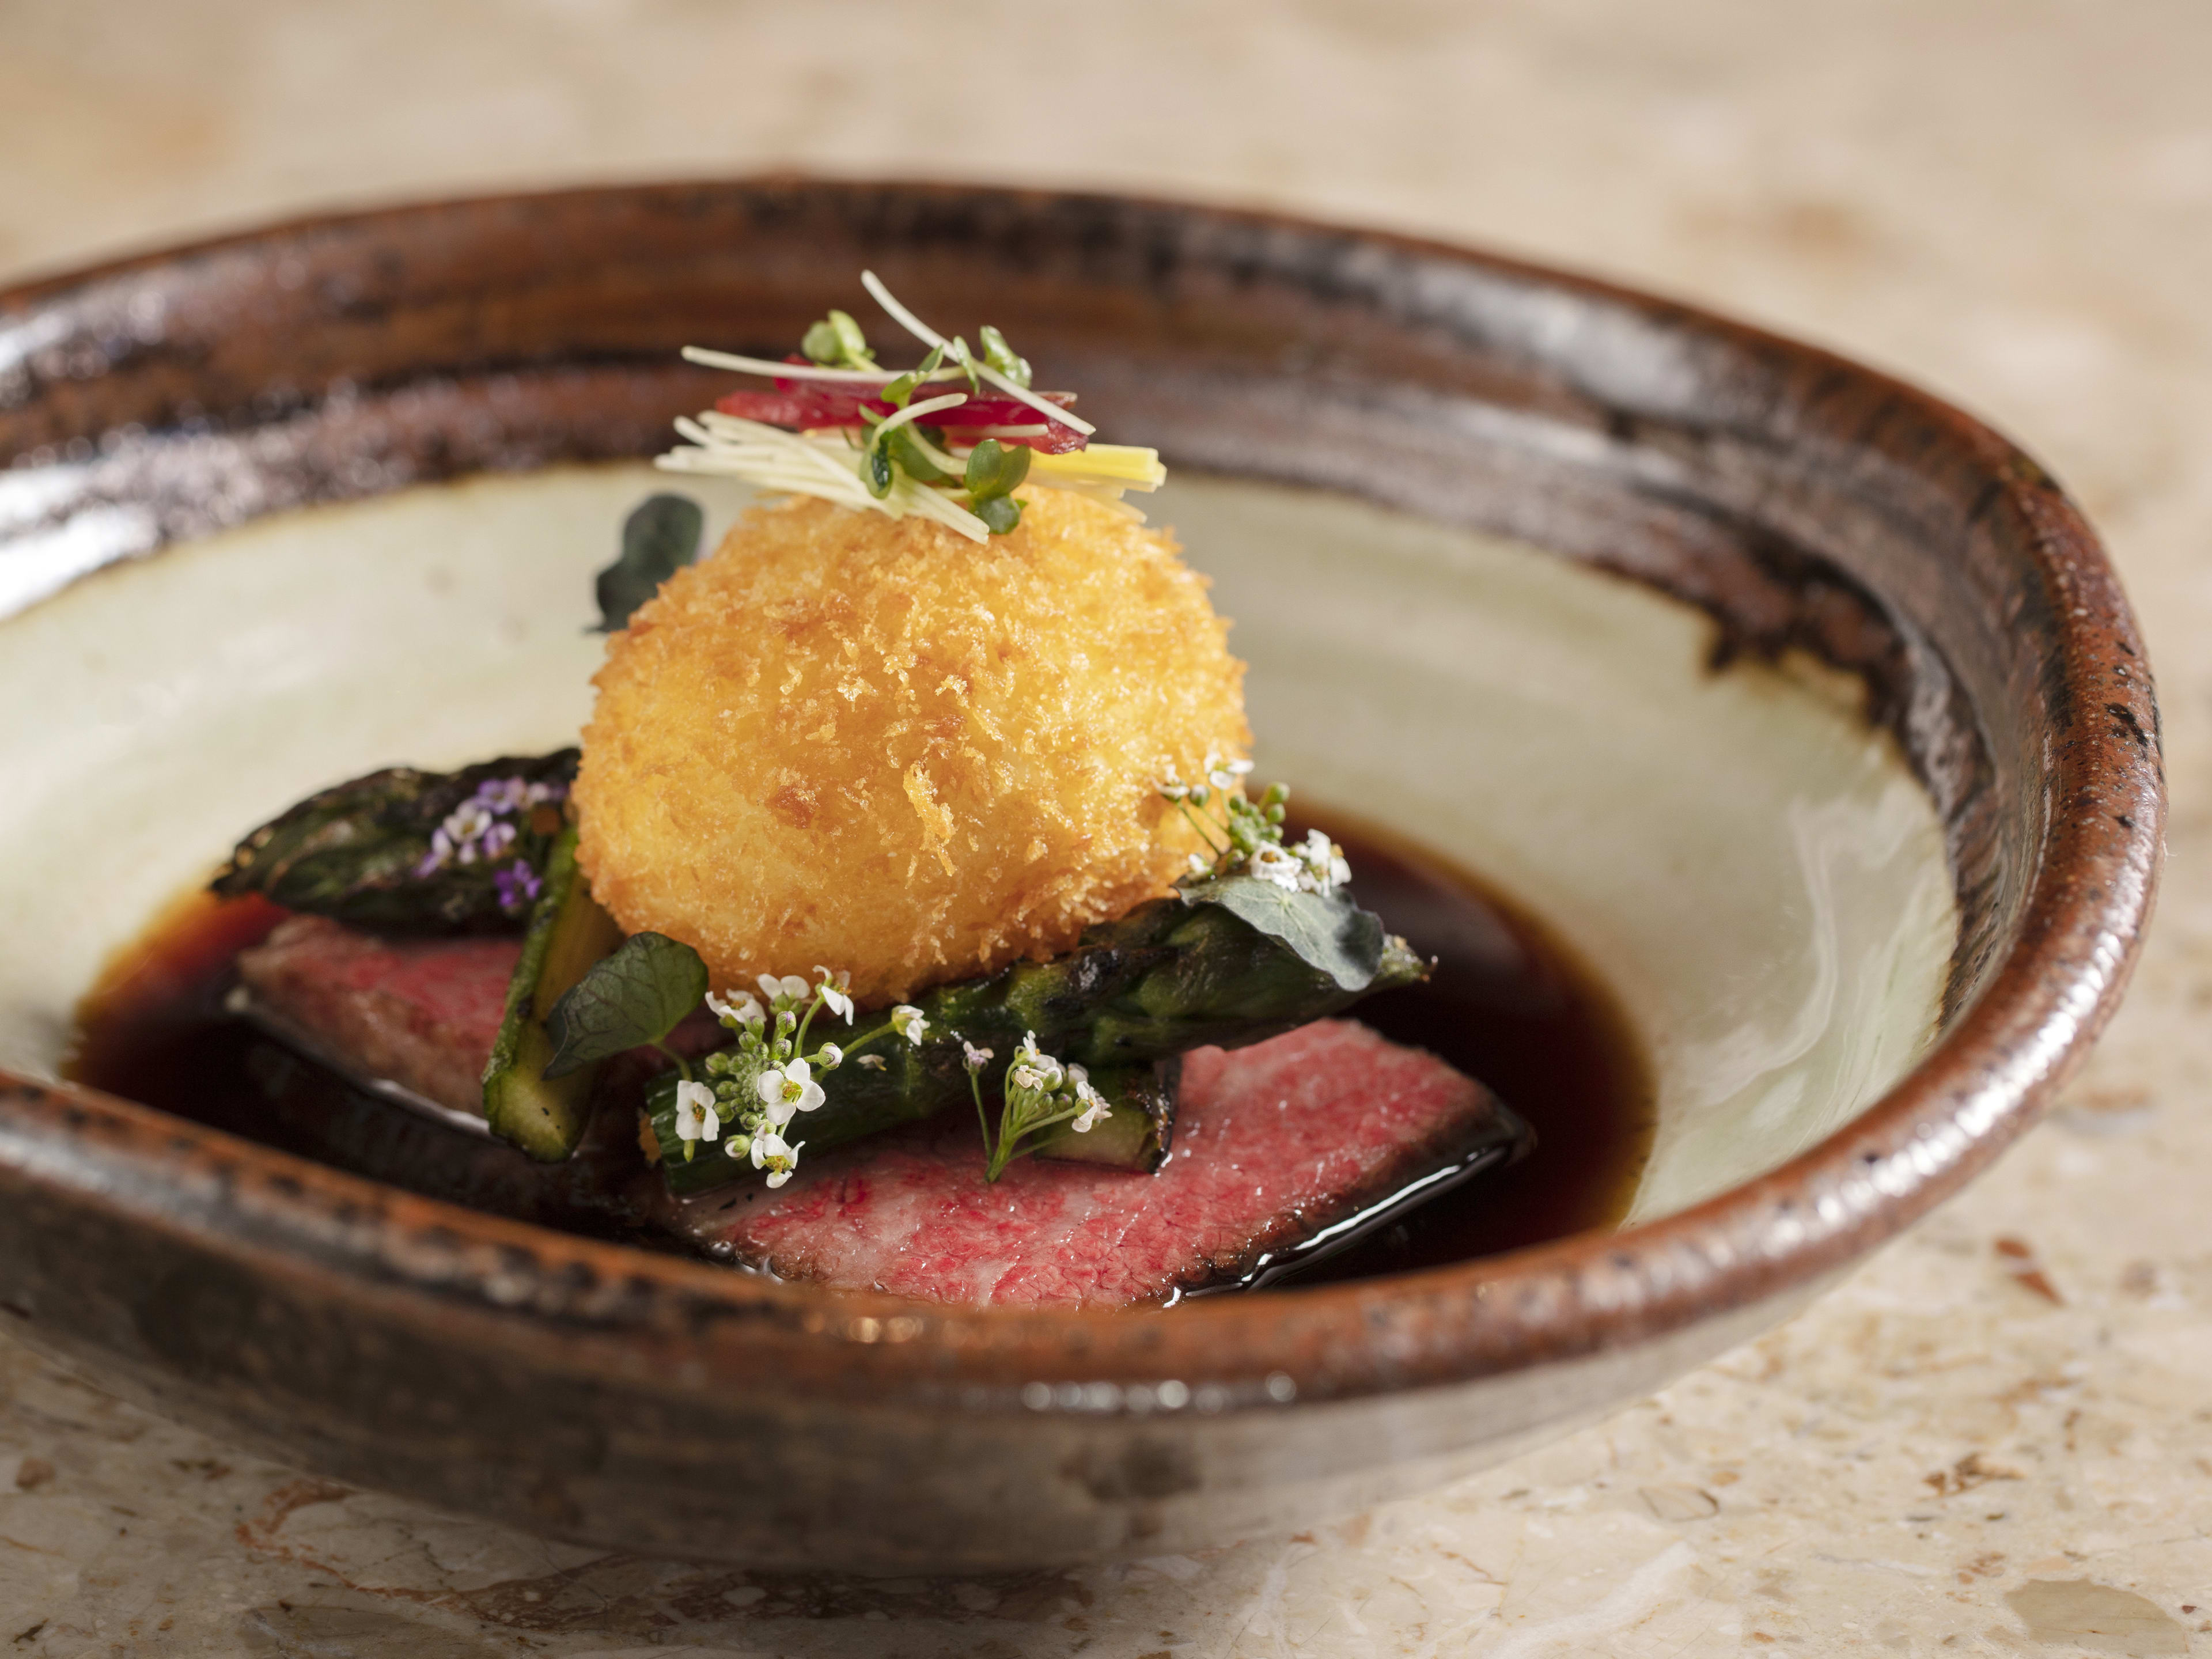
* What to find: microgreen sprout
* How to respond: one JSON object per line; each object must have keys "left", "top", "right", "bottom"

{"left": 661, "top": 271, "right": 1164, "bottom": 539}
{"left": 801, "top": 309, "right": 877, "bottom": 370}
{"left": 1162, "top": 753, "right": 1351, "bottom": 896}
{"left": 965, "top": 1031, "right": 1110, "bottom": 1182}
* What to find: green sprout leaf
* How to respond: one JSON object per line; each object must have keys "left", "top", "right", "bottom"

{"left": 593, "top": 494, "right": 704, "bottom": 632}
{"left": 979, "top": 325, "right": 1032, "bottom": 389}
{"left": 542, "top": 931, "right": 709, "bottom": 1079}
{"left": 861, "top": 444, "right": 896, "bottom": 499}
{"left": 1176, "top": 876, "right": 1386, "bottom": 992}
{"left": 880, "top": 342, "right": 946, "bottom": 409}
{"left": 883, "top": 424, "right": 948, "bottom": 483}
{"left": 974, "top": 493, "right": 1024, "bottom": 535}
{"left": 964, "top": 438, "right": 1031, "bottom": 501}
{"left": 802, "top": 308, "right": 876, "bottom": 368}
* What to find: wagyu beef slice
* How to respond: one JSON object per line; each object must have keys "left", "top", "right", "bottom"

{"left": 237, "top": 915, "right": 520, "bottom": 1116}
{"left": 236, "top": 919, "right": 1512, "bottom": 1310}
{"left": 681, "top": 1019, "right": 1507, "bottom": 1309}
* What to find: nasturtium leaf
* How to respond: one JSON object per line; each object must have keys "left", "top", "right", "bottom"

{"left": 974, "top": 493, "right": 1024, "bottom": 535}
{"left": 593, "top": 494, "right": 704, "bottom": 632}
{"left": 1177, "top": 876, "right": 1386, "bottom": 992}
{"left": 964, "top": 438, "right": 1031, "bottom": 501}
{"left": 543, "top": 931, "right": 709, "bottom": 1078}
{"left": 979, "top": 325, "right": 1032, "bottom": 389}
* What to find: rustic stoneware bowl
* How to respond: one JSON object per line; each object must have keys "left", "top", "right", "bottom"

{"left": 0, "top": 181, "right": 2161, "bottom": 1570}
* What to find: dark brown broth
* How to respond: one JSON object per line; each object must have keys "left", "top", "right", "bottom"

{"left": 67, "top": 816, "right": 1653, "bottom": 1280}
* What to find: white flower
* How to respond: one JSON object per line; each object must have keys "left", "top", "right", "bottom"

{"left": 1205, "top": 751, "right": 1254, "bottom": 792}
{"left": 814, "top": 966, "right": 855, "bottom": 1023}
{"left": 1070, "top": 1094, "right": 1112, "bottom": 1134}
{"left": 1247, "top": 842, "right": 1304, "bottom": 891}
{"left": 855, "top": 1054, "right": 887, "bottom": 1070}
{"left": 1295, "top": 828, "right": 1351, "bottom": 894}
{"left": 757, "top": 972, "right": 812, "bottom": 1007}
{"left": 706, "top": 988, "right": 766, "bottom": 1029}
{"left": 1010, "top": 1065, "right": 1043, "bottom": 1092}
{"left": 1157, "top": 764, "right": 1191, "bottom": 802}
{"left": 1187, "top": 851, "right": 1213, "bottom": 876}
{"left": 1012, "top": 1033, "right": 1063, "bottom": 1092}
{"left": 673, "top": 1080, "right": 719, "bottom": 1143}
{"left": 750, "top": 1131, "right": 803, "bottom": 1187}
{"left": 960, "top": 1038, "right": 994, "bottom": 1073}
{"left": 442, "top": 800, "right": 495, "bottom": 847}
{"left": 756, "top": 1058, "right": 826, "bottom": 1126}
{"left": 815, "top": 1042, "right": 843, "bottom": 1069}
{"left": 890, "top": 1005, "right": 928, "bottom": 1046}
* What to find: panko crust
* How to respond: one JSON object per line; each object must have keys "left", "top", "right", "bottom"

{"left": 574, "top": 487, "right": 1249, "bottom": 1005}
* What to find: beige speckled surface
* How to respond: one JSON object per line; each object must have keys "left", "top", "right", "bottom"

{"left": 3, "top": 2, "right": 2208, "bottom": 1652}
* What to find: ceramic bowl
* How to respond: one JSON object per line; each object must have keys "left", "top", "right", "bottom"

{"left": 0, "top": 181, "right": 2161, "bottom": 1570}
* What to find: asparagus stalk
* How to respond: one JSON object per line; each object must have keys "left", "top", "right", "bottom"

{"left": 646, "top": 891, "right": 1425, "bottom": 1197}
{"left": 211, "top": 751, "right": 578, "bottom": 934}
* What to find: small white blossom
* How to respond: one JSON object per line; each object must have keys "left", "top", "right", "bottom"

{"left": 1012, "top": 1033, "right": 1063, "bottom": 1092}
{"left": 706, "top": 988, "right": 766, "bottom": 1029}
{"left": 1157, "top": 764, "right": 1191, "bottom": 803}
{"left": 1188, "top": 851, "right": 1213, "bottom": 876}
{"left": 1247, "top": 842, "right": 1304, "bottom": 891}
{"left": 757, "top": 972, "right": 812, "bottom": 1007}
{"left": 813, "top": 966, "right": 855, "bottom": 1024}
{"left": 750, "top": 1131, "right": 802, "bottom": 1187}
{"left": 1205, "top": 752, "right": 1255, "bottom": 792}
{"left": 441, "top": 800, "right": 496, "bottom": 864}
{"left": 960, "top": 1038, "right": 994, "bottom": 1073}
{"left": 1010, "top": 1065, "right": 1043, "bottom": 1092}
{"left": 673, "top": 1080, "right": 719, "bottom": 1143}
{"left": 756, "top": 1058, "right": 826, "bottom": 1126}
{"left": 855, "top": 1054, "right": 887, "bottom": 1070}
{"left": 815, "top": 1042, "right": 843, "bottom": 1069}
{"left": 1069, "top": 1081, "right": 1112, "bottom": 1134}
{"left": 890, "top": 1005, "right": 928, "bottom": 1046}
{"left": 1294, "top": 828, "right": 1351, "bottom": 894}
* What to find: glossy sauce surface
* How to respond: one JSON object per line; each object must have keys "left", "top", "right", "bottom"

{"left": 68, "top": 815, "right": 1654, "bottom": 1281}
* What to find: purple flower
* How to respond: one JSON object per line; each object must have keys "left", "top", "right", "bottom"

{"left": 494, "top": 859, "right": 542, "bottom": 913}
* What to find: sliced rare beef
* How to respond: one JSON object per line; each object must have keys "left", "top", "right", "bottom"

{"left": 237, "top": 915, "right": 520, "bottom": 1116}
{"left": 236, "top": 918, "right": 1520, "bottom": 1308}
{"left": 673, "top": 1020, "right": 1513, "bottom": 1308}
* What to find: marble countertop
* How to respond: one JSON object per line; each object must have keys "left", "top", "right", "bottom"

{"left": 3, "top": 2, "right": 2208, "bottom": 1652}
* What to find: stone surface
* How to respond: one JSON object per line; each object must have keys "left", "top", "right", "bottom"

{"left": 2, "top": 1, "right": 2209, "bottom": 1652}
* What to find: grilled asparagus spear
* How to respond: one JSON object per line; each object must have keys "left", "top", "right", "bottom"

{"left": 644, "top": 889, "right": 1425, "bottom": 1196}
{"left": 212, "top": 752, "right": 579, "bottom": 933}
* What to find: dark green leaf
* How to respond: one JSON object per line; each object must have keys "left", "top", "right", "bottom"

{"left": 543, "top": 931, "right": 708, "bottom": 1078}
{"left": 964, "top": 438, "right": 1031, "bottom": 501}
{"left": 593, "top": 494, "right": 704, "bottom": 632}
{"left": 1176, "top": 876, "right": 1385, "bottom": 991}
{"left": 862, "top": 445, "right": 896, "bottom": 499}
{"left": 974, "top": 493, "right": 1024, "bottom": 535}
{"left": 979, "top": 325, "right": 1032, "bottom": 389}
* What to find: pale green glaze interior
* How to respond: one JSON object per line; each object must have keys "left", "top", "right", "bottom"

{"left": 0, "top": 465, "right": 1957, "bottom": 1227}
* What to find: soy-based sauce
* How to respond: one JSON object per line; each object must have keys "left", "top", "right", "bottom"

{"left": 66, "top": 816, "right": 1653, "bottom": 1282}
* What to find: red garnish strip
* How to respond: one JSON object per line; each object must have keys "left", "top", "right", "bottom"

{"left": 712, "top": 388, "right": 1090, "bottom": 455}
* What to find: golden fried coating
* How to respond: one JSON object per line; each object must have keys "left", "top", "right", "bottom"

{"left": 574, "top": 487, "right": 1249, "bottom": 1005}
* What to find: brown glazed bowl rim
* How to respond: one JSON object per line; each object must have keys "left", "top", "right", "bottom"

{"left": 0, "top": 178, "right": 2164, "bottom": 1415}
